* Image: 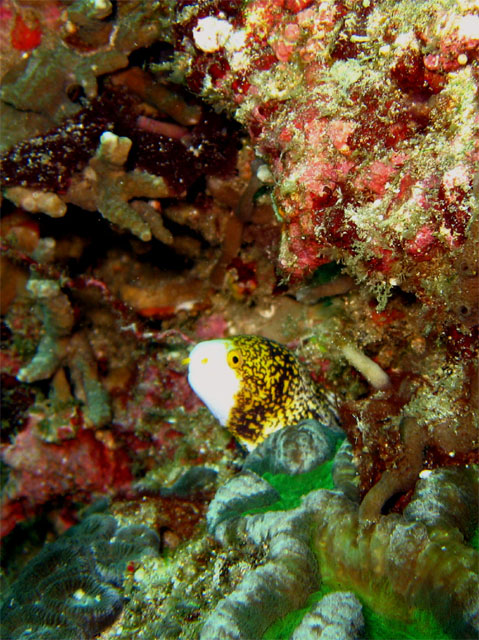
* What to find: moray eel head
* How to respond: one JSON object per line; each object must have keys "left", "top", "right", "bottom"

{"left": 187, "top": 334, "right": 337, "bottom": 450}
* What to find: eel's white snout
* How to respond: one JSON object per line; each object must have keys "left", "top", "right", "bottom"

{"left": 187, "top": 340, "right": 240, "bottom": 426}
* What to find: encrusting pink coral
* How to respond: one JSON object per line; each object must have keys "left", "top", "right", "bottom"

{"left": 0, "top": 418, "right": 133, "bottom": 538}
{"left": 172, "top": 0, "right": 478, "bottom": 326}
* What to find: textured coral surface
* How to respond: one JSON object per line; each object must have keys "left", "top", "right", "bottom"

{"left": 0, "top": 0, "right": 478, "bottom": 639}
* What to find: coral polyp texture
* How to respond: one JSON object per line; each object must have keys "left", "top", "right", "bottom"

{"left": 1, "top": 511, "right": 160, "bottom": 639}
{"left": 0, "top": 0, "right": 478, "bottom": 639}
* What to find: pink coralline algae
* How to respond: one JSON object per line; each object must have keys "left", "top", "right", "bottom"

{"left": 1, "top": 419, "right": 133, "bottom": 538}
{"left": 175, "top": 0, "right": 479, "bottom": 323}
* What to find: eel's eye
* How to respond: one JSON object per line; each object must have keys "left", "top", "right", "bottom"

{"left": 227, "top": 349, "right": 243, "bottom": 369}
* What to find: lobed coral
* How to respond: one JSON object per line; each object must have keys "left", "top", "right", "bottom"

{"left": 201, "top": 441, "right": 478, "bottom": 639}
{"left": 290, "top": 591, "right": 365, "bottom": 640}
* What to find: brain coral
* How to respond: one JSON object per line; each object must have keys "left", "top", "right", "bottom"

{"left": 1, "top": 512, "right": 159, "bottom": 639}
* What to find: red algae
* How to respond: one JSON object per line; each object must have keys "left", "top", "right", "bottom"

{"left": 1, "top": 420, "right": 133, "bottom": 537}
{"left": 10, "top": 14, "right": 42, "bottom": 51}
{"left": 175, "top": 0, "right": 478, "bottom": 325}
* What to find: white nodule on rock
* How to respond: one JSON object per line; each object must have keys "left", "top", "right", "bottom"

{"left": 26, "top": 279, "right": 60, "bottom": 298}
{"left": 341, "top": 343, "right": 391, "bottom": 389}
{"left": 193, "top": 16, "right": 233, "bottom": 52}
{"left": 256, "top": 164, "right": 274, "bottom": 183}
{"left": 98, "top": 131, "right": 132, "bottom": 165}
{"left": 187, "top": 339, "right": 240, "bottom": 426}
{"left": 419, "top": 469, "right": 433, "bottom": 479}
{"left": 91, "top": 0, "right": 112, "bottom": 18}
{"left": 5, "top": 187, "right": 67, "bottom": 218}
{"left": 79, "top": 0, "right": 112, "bottom": 20}
{"left": 224, "top": 29, "right": 249, "bottom": 70}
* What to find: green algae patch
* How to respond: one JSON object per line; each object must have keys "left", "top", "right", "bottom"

{"left": 263, "top": 457, "right": 336, "bottom": 510}
{"left": 264, "top": 581, "right": 452, "bottom": 640}
{"left": 244, "top": 438, "right": 343, "bottom": 515}
{"left": 263, "top": 583, "right": 334, "bottom": 640}
{"left": 364, "top": 606, "right": 452, "bottom": 640}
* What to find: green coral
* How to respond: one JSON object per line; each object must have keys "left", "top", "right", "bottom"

{"left": 0, "top": 0, "right": 172, "bottom": 126}
{"left": 203, "top": 445, "right": 478, "bottom": 639}
{"left": 65, "top": 131, "right": 174, "bottom": 242}
{"left": 17, "top": 279, "right": 74, "bottom": 384}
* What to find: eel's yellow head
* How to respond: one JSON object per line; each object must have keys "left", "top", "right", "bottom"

{"left": 187, "top": 334, "right": 332, "bottom": 450}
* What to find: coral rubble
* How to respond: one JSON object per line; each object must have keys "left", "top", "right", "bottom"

{"left": 0, "top": 0, "right": 478, "bottom": 639}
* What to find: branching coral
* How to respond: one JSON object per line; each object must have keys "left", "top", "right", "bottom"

{"left": 16, "top": 276, "right": 111, "bottom": 429}
{"left": 65, "top": 131, "right": 174, "bottom": 242}
{"left": 17, "top": 279, "right": 74, "bottom": 383}
{"left": 0, "top": 0, "right": 172, "bottom": 125}
{"left": 1, "top": 84, "right": 240, "bottom": 244}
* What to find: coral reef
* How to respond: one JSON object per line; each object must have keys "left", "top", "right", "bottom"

{"left": 202, "top": 472, "right": 319, "bottom": 639}
{"left": 1, "top": 510, "right": 159, "bottom": 639}
{"left": 201, "top": 440, "right": 478, "bottom": 639}
{"left": 173, "top": 0, "right": 479, "bottom": 321}
{"left": 0, "top": 1, "right": 477, "bottom": 639}
{"left": 167, "top": 0, "right": 479, "bottom": 518}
